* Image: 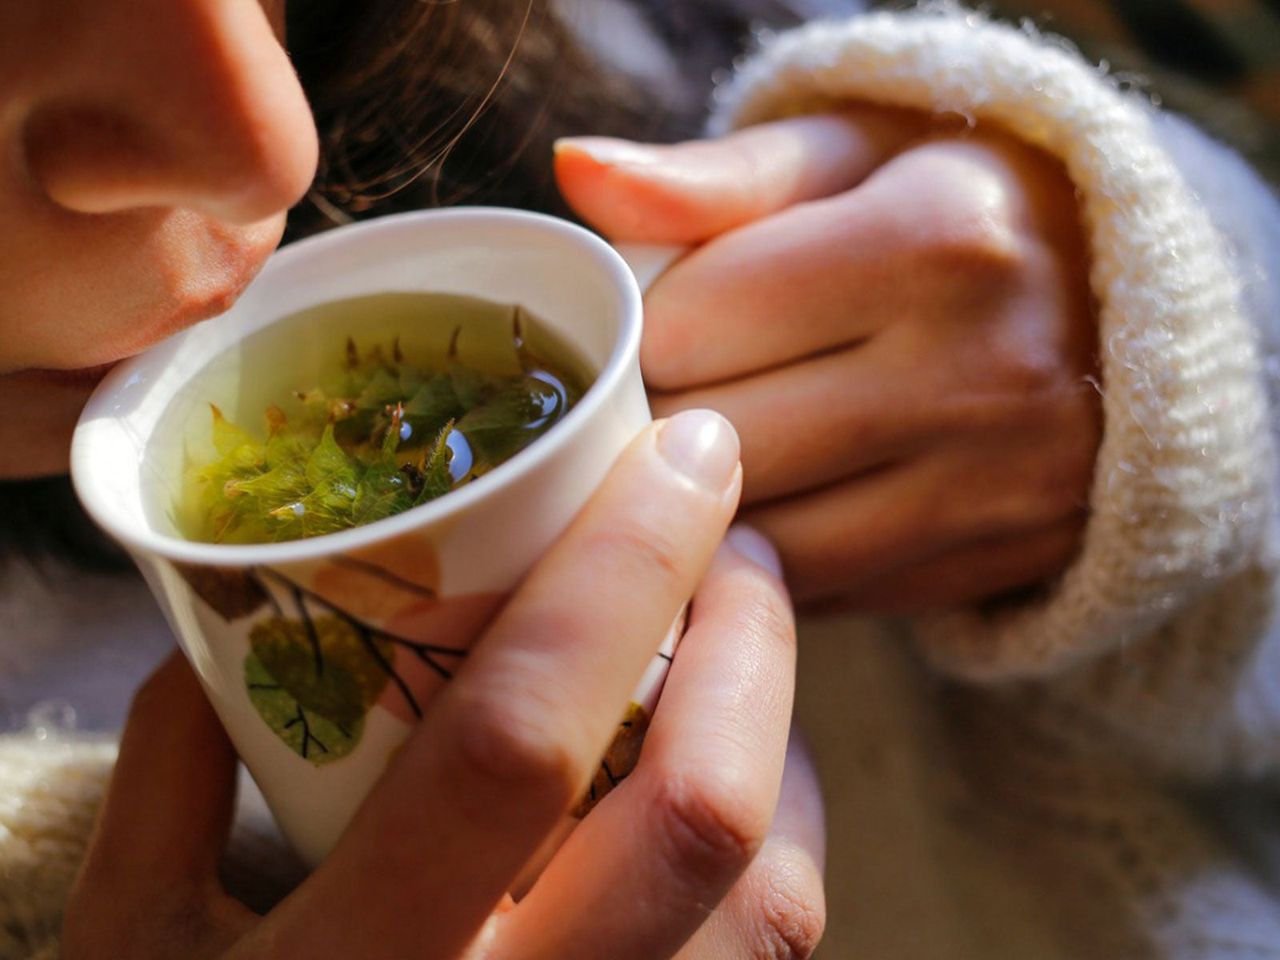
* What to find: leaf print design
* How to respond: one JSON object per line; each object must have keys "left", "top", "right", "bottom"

{"left": 221, "top": 557, "right": 493, "bottom": 765}
{"left": 174, "top": 563, "right": 269, "bottom": 622}
{"left": 573, "top": 701, "right": 651, "bottom": 818}
{"left": 248, "top": 615, "right": 391, "bottom": 728}
{"left": 171, "top": 537, "right": 500, "bottom": 767}
{"left": 245, "top": 653, "right": 362, "bottom": 764}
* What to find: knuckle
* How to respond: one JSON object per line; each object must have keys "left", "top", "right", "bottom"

{"left": 585, "top": 520, "right": 687, "bottom": 589}
{"left": 905, "top": 165, "right": 1026, "bottom": 295}
{"left": 946, "top": 334, "right": 1090, "bottom": 412}
{"left": 451, "top": 691, "right": 581, "bottom": 808}
{"left": 653, "top": 771, "right": 769, "bottom": 888}
{"left": 753, "top": 857, "right": 827, "bottom": 960}
{"left": 988, "top": 345, "right": 1071, "bottom": 399}
{"left": 926, "top": 211, "right": 1024, "bottom": 293}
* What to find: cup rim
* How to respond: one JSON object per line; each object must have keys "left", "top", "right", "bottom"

{"left": 70, "top": 207, "right": 643, "bottom": 567}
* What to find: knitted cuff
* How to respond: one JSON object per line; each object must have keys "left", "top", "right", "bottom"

{"left": 712, "top": 8, "right": 1275, "bottom": 680}
{"left": 0, "top": 736, "right": 116, "bottom": 959}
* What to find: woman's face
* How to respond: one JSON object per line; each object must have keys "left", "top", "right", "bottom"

{"left": 0, "top": 0, "right": 318, "bottom": 475}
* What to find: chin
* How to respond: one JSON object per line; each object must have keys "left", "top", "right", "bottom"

{"left": 0, "top": 369, "right": 104, "bottom": 478}
{"left": 25, "top": 361, "right": 121, "bottom": 389}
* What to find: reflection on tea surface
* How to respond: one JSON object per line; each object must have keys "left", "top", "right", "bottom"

{"left": 161, "top": 292, "right": 591, "bottom": 544}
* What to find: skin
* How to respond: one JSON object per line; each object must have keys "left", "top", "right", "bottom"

{"left": 0, "top": 0, "right": 316, "bottom": 475}
{"left": 12, "top": 0, "right": 1096, "bottom": 949}
{"left": 13, "top": 1, "right": 824, "bottom": 954}
{"left": 0, "top": 3, "right": 1099, "bottom": 611}
{"left": 557, "top": 108, "right": 1102, "bottom": 612}
{"left": 64, "top": 417, "right": 826, "bottom": 959}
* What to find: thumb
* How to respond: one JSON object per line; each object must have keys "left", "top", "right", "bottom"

{"left": 555, "top": 106, "right": 929, "bottom": 244}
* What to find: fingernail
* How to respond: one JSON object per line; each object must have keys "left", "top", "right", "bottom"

{"left": 657, "top": 409, "right": 739, "bottom": 493}
{"left": 727, "top": 524, "right": 783, "bottom": 578}
{"left": 554, "top": 137, "right": 663, "bottom": 168}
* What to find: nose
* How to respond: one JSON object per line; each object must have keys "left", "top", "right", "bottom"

{"left": 21, "top": 0, "right": 318, "bottom": 225}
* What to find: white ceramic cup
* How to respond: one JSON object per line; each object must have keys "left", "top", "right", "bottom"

{"left": 71, "top": 208, "right": 682, "bottom": 865}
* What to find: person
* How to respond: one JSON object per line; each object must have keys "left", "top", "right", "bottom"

{"left": 0, "top": 2, "right": 825, "bottom": 958}
{"left": 569, "top": 3, "right": 1277, "bottom": 957}
{"left": 1, "top": 0, "right": 1278, "bottom": 957}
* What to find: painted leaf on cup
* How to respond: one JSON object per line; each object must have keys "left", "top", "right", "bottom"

{"left": 303, "top": 536, "right": 502, "bottom": 726}
{"left": 245, "top": 653, "right": 363, "bottom": 765}
{"left": 308, "top": 536, "right": 441, "bottom": 622}
{"left": 249, "top": 615, "right": 391, "bottom": 727}
{"left": 373, "top": 591, "right": 505, "bottom": 725}
{"left": 572, "top": 701, "right": 651, "bottom": 818}
{"left": 173, "top": 563, "right": 269, "bottom": 622}
{"left": 231, "top": 548, "right": 501, "bottom": 762}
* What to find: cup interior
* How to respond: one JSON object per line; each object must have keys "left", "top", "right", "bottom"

{"left": 72, "top": 208, "right": 641, "bottom": 565}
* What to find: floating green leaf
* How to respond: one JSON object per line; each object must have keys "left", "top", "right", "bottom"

{"left": 180, "top": 333, "right": 584, "bottom": 544}
{"left": 415, "top": 423, "right": 456, "bottom": 506}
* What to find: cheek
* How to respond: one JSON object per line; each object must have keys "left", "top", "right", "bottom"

{"left": 0, "top": 203, "right": 285, "bottom": 371}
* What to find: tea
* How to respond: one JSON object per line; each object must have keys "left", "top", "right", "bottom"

{"left": 163, "top": 292, "right": 591, "bottom": 544}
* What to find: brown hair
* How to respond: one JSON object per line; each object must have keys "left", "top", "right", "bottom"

{"left": 285, "top": 0, "right": 692, "bottom": 237}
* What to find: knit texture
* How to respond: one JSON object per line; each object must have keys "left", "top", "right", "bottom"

{"left": 710, "top": 7, "right": 1277, "bottom": 683}
{"left": 0, "top": 737, "right": 113, "bottom": 959}
{"left": 710, "top": 10, "right": 1280, "bottom": 958}
{"left": 5, "top": 8, "right": 1280, "bottom": 959}
{"left": 0, "top": 733, "right": 305, "bottom": 959}
{"left": 943, "top": 687, "right": 1280, "bottom": 958}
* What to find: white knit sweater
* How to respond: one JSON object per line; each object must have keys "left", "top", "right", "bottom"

{"left": 3, "top": 7, "right": 1279, "bottom": 958}
{"left": 708, "top": 8, "right": 1280, "bottom": 957}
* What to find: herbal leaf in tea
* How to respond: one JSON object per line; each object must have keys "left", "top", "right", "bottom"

{"left": 178, "top": 306, "right": 585, "bottom": 544}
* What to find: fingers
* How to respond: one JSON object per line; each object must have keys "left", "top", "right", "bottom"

{"left": 77, "top": 651, "right": 241, "bottom": 890}
{"left": 835, "top": 517, "right": 1086, "bottom": 613}
{"left": 62, "top": 651, "right": 254, "bottom": 956}
{"left": 639, "top": 186, "right": 895, "bottom": 390}
{"left": 555, "top": 107, "right": 929, "bottom": 244}
{"left": 744, "top": 438, "right": 1088, "bottom": 604}
{"left": 257, "top": 411, "right": 742, "bottom": 960}
{"left": 639, "top": 129, "right": 1080, "bottom": 393}
{"left": 674, "top": 733, "right": 826, "bottom": 960}
{"left": 500, "top": 526, "right": 797, "bottom": 960}
{"left": 650, "top": 337, "right": 929, "bottom": 505}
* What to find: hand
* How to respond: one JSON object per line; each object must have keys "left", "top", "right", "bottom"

{"left": 557, "top": 108, "right": 1102, "bottom": 612}
{"left": 61, "top": 411, "right": 827, "bottom": 959}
